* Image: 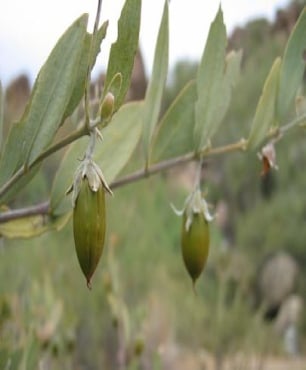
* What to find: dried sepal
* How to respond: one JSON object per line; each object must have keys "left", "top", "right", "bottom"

{"left": 258, "top": 142, "right": 278, "bottom": 177}
{"left": 173, "top": 188, "right": 214, "bottom": 232}
{"left": 67, "top": 158, "right": 112, "bottom": 208}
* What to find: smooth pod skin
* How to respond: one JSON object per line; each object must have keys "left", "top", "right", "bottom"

{"left": 181, "top": 212, "right": 210, "bottom": 285}
{"left": 73, "top": 177, "right": 106, "bottom": 288}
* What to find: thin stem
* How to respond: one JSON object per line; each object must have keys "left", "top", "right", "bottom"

{"left": 194, "top": 157, "right": 204, "bottom": 190}
{"left": 85, "top": 129, "right": 97, "bottom": 160}
{"left": 93, "top": 0, "right": 103, "bottom": 36}
{"left": 278, "top": 112, "right": 306, "bottom": 135}
{"left": 206, "top": 138, "right": 248, "bottom": 156}
{"left": 111, "top": 152, "right": 196, "bottom": 189}
{"left": 264, "top": 113, "right": 306, "bottom": 147}
{"left": 109, "top": 138, "right": 248, "bottom": 190}
{"left": 0, "top": 137, "right": 248, "bottom": 223}
{"left": 32, "top": 125, "right": 88, "bottom": 167}
{"left": 0, "top": 201, "right": 49, "bottom": 223}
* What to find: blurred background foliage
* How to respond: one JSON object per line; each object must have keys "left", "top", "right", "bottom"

{"left": 1, "top": 1, "right": 306, "bottom": 369}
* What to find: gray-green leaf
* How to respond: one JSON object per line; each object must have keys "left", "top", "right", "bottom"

{"left": 194, "top": 6, "right": 228, "bottom": 151}
{"left": 248, "top": 57, "right": 281, "bottom": 150}
{"left": 152, "top": 80, "right": 196, "bottom": 162}
{"left": 25, "top": 14, "right": 88, "bottom": 166}
{"left": 277, "top": 7, "right": 306, "bottom": 122}
{"left": 142, "top": 0, "right": 169, "bottom": 166}
{"left": 63, "top": 21, "right": 109, "bottom": 120}
{"left": 103, "top": 0, "right": 141, "bottom": 111}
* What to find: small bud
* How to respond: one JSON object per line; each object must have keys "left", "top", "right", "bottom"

{"left": 100, "top": 92, "right": 115, "bottom": 125}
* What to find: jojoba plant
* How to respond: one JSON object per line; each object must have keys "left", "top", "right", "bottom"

{"left": 0, "top": 0, "right": 305, "bottom": 294}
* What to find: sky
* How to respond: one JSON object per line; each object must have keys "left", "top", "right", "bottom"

{"left": 0, "top": 0, "right": 290, "bottom": 87}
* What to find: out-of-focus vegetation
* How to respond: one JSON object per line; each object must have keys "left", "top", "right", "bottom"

{"left": 1, "top": 1, "right": 306, "bottom": 369}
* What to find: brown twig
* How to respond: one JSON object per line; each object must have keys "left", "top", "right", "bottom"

{"left": 0, "top": 109, "right": 304, "bottom": 224}
{"left": 0, "top": 139, "right": 247, "bottom": 223}
{"left": 0, "top": 201, "right": 50, "bottom": 223}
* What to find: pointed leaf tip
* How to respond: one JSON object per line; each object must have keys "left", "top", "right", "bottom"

{"left": 194, "top": 5, "right": 231, "bottom": 150}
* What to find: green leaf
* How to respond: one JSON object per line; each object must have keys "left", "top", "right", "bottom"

{"left": 0, "top": 122, "right": 24, "bottom": 188}
{"left": 90, "top": 20, "right": 109, "bottom": 68}
{"left": 194, "top": 6, "right": 228, "bottom": 150}
{"left": 142, "top": 0, "right": 169, "bottom": 166}
{"left": 0, "top": 14, "right": 88, "bottom": 188}
{"left": 152, "top": 80, "right": 196, "bottom": 162}
{"left": 94, "top": 102, "right": 142, "bottom": 181}
{"left": 0, "top": 212, "right": 71, "bottom": 239}
{"left": 224, "top": 49, "right": 243, "bottom": 88}
{"left": 277, "top": 7, "right": 306, "bottom": 122}
{"left": 26, "top": 14, "right": 88, "bottom": 165}
{"left": 0, "top": 81, "right": 3, "bottom": 151}
{"left": 0, "top": 165, "right": 40, "bottom": 205}
{"left": 248, "top": 57, "right": 281, "bottom": 150}
{"left": 64, "top": 21, "right": 109, "bottom": 120}
{"left": 0, "top": 130, "right": 43, "bottom": 204}
{"left": 50, "top": 102, "right": 143, "bottom": 215}
{"left": 103, "top": 0, "right": 141, "bottom": 110}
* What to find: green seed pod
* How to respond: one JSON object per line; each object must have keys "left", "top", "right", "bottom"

{"left": 181, "top": 211, "right": 209, "bottom": 286}
{"left": 73, "top": 177, "right": 106, "bottom": 289}
{"left": 67, "top": 159, "right": 112, "bottom": 289}
{"left": 173, "top": 188, "right": 213, "bottom": 289}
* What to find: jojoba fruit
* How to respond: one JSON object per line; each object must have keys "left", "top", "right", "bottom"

{"left": 73, "top": 177, "right": 106, "bottom": 289}
{"left": 181, "top": 211, "right": 210, "bottom": 286}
